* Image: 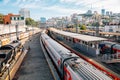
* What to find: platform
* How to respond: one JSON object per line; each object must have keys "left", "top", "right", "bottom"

{"left": 13, "top": 33, "right": 54, "bottom": 80}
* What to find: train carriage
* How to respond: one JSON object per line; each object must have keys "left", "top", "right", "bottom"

{"left": 49, "top": 28, "right": 107, "bottom": 57}
{"left": 41, "top": 31, "right": 113, "bottom": 80}
{"left": 0, "top": 40, "right": 23, "bottom": 73}
{"left": 49, "top": 28, "right": 120, "bottom": 63}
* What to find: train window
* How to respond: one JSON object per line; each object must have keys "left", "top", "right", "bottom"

{"left": 85, "top": 42, "right": 88, "bottom": 45}
{"left": 0, "top": 54, "right": 6, "bottom": 58}
{"left": 82, "top": 41, "right": 84, "bottom": 44}
{"left": 90, "top": 43, "right": 93, "bottom": 47}
{"left": 64, "top": 63, "right": 68, "bottom": 67}
{"left": 12, "top": 40, "right": 19, "bottom": 43}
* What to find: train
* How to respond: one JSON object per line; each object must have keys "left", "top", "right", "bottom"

{"left": 0, "top": 40, "right": 23, "bottom": 74}
{"left": 41, "top": 31, "right": 113, "bottom": 80}
{"left": 99, "top": 41, "right": 120, "bottom": 59}
{"left": 48, "top": 28, "right": 120, "bottom": 61}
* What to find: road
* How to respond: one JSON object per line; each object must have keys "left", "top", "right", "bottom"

{"left": 13, "top": 33, "right": 54, "bottom": 80}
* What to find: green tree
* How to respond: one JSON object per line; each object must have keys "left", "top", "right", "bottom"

{"left": 80, "top": 24, "right": 86, "bottom": 30}
{"left": 25, "top": 18, "right": 34, "bottom": 25}
{"left": 25, "top": 18, "right": 39, "bottom": 27}
{"left": 0, "top": 13, "right": 4, "bottom": 24}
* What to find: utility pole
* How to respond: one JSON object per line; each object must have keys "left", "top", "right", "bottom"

{"left": 15, "top": 23, "right": 19, "bottom": 40}
{"left": 94, "top": 13, "right": 101, "bottom": 37}
{"left": 74, "top": 18, "right": 79, "bottom": 33}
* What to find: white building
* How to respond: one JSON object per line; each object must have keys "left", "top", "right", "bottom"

{"left": 104, "top": 25, "right": 119, "bottom": 32}
{"left": 19, "top": 8, "right": 30, "bottom": 18}
{"left": 10, "top": 15, "right": 25, "bottom": 26}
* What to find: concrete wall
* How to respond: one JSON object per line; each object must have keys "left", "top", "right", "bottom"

{"left": 0, "top": 24, "right": 26, "bottom": 34}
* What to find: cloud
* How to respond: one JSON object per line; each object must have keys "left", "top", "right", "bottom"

{"left": 13, "top": 0, "right": 41, "bottom": 8}
{"left": 43, "top": 5, "right": 86, "bottom": 15}
{"left": 60, "top": 0, "right": 120, "bottom": 13}
{"left": 1, "top": 0, "right": 120, "bottom": 20}
{"left": 3, "top": 0, "right": 10, "bottom": 4}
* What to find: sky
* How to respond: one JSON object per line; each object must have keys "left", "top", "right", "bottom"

{"left": 0, "top": 0, "right": 120, "bottom": 20}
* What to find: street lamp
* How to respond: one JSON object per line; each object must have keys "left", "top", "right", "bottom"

{"left": 6, "top": 64, "right": 10, "bottom": 80}
{"left": 62, "top": 56, "right": 79, "bottom": 80}
{"left": 15, "top": 23, "right": 19, "bottom": 40}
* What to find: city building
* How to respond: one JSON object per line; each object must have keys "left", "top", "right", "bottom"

{"left": 40, "top": 17, "right": 46, "bottom": 23}
{"left": 40, "top": 17, "right": 46, "bottom": 27}
{"left": 104, "top": 25, "right": 119, "bottom": 32}
{"left": 3, "top": 13, "right": 25, "bottom": 26}
{"left": 106, "top": 11, "right": 109, "bottom": 16}
{"left": 86, "top": 10, "right": 92, "bottom": 15}
{"left": 19, "top": 8, "right": 30, "bottom": 18}
{"left": 101, "top": 9, "right": 105, "bottom": 16}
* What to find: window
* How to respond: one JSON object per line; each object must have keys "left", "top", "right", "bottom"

{"left": 10, "top": 17, "right": 12, "bottom": 20}
{"left": 14, "top": 17, "right": 16, "bottom": 20}
{"left": 17, "top": 17, "right": 19, "bottom": 20}
{"left": 21, "top": 17, "right": 24, "bottom": 20}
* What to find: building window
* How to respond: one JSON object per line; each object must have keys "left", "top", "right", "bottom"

{"left": 21, "top": 17, "right": 24, "bottom": 20}
{"left": 17, "top": 17, "right": 19, "bottom": 20}
{"left": 14, "top": 17, "right": 16, "bottom": 20}
{"left": 10, "top": 17, "right": 12, "bottom": 20}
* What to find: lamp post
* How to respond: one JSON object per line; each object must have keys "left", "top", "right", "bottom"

{"left": 62, "top": 57, "right": 79, "bottom": 80}
{"left": 15, "top": 23, "right": 19, "bottom": 40}
{"left": 6, "top": 64, "right": 10, "bottom": 80}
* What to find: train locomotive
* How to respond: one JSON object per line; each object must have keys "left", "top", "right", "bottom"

{"left": 41, "top": 31, "right": 113, "bottom": 80}
{"left": 0, "top": 40, "right": 23, "bottom": 74}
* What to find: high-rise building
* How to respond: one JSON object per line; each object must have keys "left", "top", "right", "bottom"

{"left": 19, "top": 8, "right": 30, "bottom": 18}
{"left": 109, "top": 11, "right": 113, "bottom": 16}
{"left": 40, "top": 17, "right": 46, "bottom": 23}
{"left": 101, "top": 9, "right": 105, "bottom": 16}
{"left": 40, "top": 17, "right": 46, "bottom": 27}
{"left": 106, "top": 11, "right": 109, "bottom": 16}
{"left": 86, "top": 10, "right": 92, "bottom": 15}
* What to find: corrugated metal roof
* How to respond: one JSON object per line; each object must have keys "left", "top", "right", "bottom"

{"left": 50, "top": 28, "right": 107, "bottom": 42}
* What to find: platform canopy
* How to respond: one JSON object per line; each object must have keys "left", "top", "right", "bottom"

{"left": 49, "top": 28, "right": 108, "bottom": 42}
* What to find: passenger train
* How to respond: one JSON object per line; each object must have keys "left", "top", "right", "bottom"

{"left": 48, "top": 28, "right": 120, "bottom": 61}
{"left": 41, "top": 31, "right": 113, "bottom": 80}
{"left": 0, "top": 40, "right": 23, "bottom": 74}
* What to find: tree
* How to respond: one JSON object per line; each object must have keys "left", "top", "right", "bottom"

{"left": 25, "top": 18, "right": 34, "bottom": 25}
{"left": 0, "top": 13, "right": 4, "bottom": 24}
{"left": 80, "top": 24, "right": 86, "bottom": 30}
{"left": 25, "top": 18, "right": 39, "bottom": 27}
